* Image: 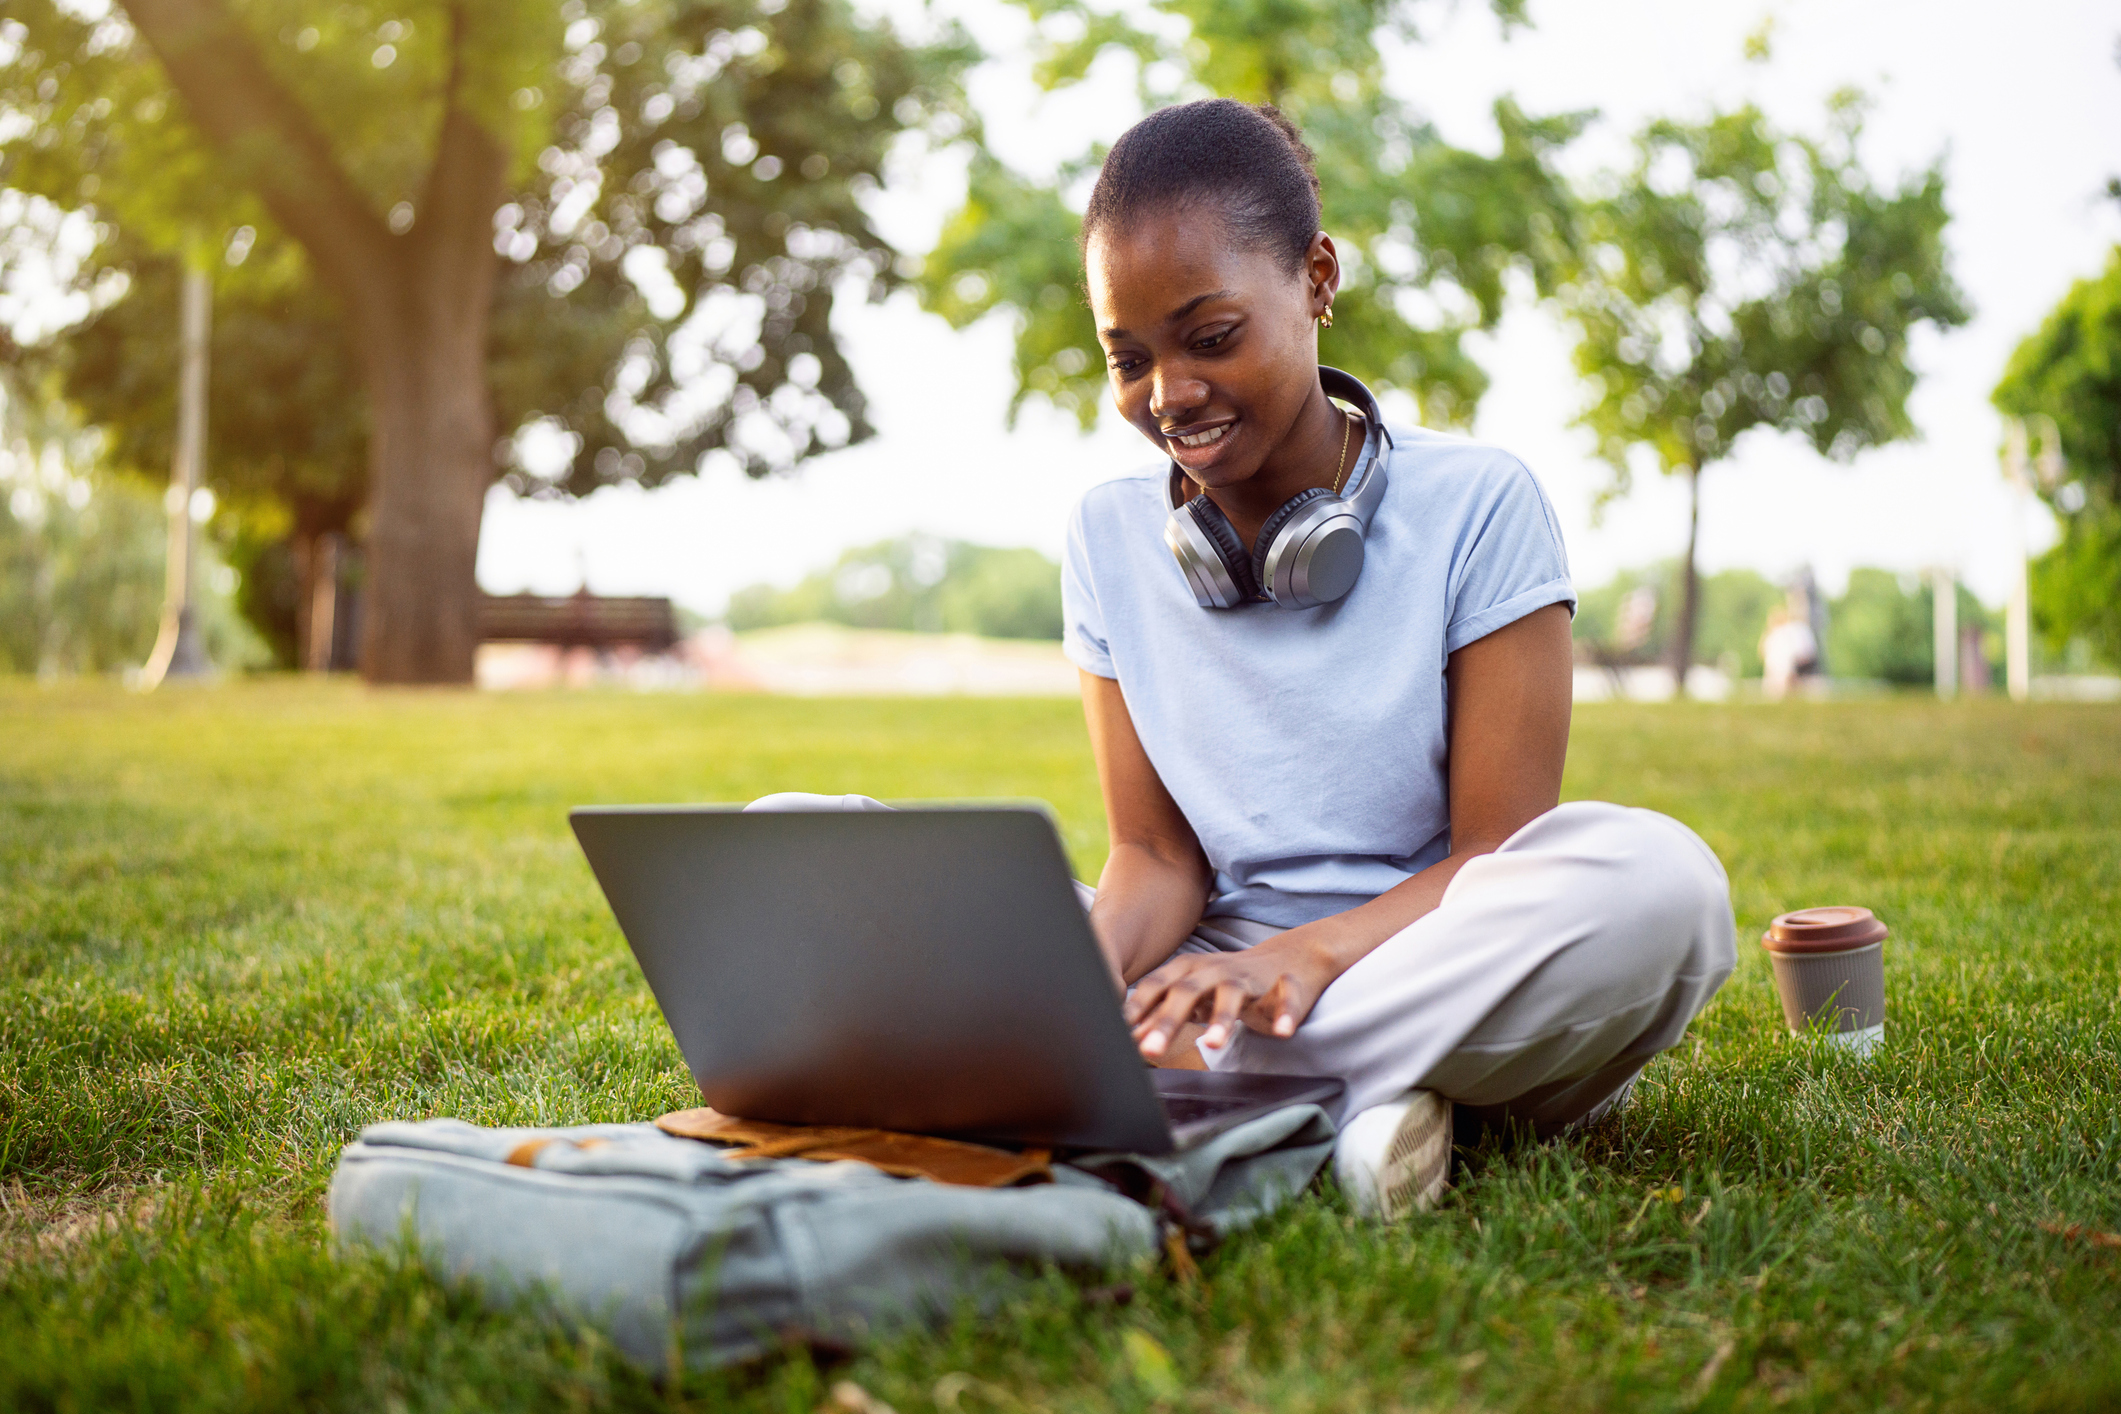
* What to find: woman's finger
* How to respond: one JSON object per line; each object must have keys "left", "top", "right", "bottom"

{"left": 1199, "top": 981, "right": 1249, "bottom": 1051}
{"left": 1242, "top": 972, "right": 1316, "bottom": 1038}
{"left": 1272, "top": 970, "right": 1322, "bottom": 1035}
{"left": 1133, "top": 975, "right": 1210, "bottom": 1057}
{"left": 1264, "top": 974, "right": 1296, "bottom": 1036}
{"left": 1122, "top": 961, "right": 1193, "bottom": 1025}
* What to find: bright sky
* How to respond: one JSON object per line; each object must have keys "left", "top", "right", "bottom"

{"left": 476, "top": 0, "right": 2121, "bottom": 613}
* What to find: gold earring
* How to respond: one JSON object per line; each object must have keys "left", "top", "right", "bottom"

{"left": 1317, "top": 306, "right": 1334, "bottom": 330}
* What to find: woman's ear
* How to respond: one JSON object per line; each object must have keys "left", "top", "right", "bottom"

{"left": 1306, "top": 232, "right": 1341, "bottom": 317}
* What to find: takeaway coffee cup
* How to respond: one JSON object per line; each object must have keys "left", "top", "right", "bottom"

{"left": 1762, "top": 906, "right": 1888, "bottom": 1057}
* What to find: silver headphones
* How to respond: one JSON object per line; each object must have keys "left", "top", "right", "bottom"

{"left": 1163, "top": 367, "right": 1393, "bottom": 610}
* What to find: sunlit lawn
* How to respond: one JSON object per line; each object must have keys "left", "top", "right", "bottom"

{"left": 3, "top": 679, "right": 2119, "bottom": 1411}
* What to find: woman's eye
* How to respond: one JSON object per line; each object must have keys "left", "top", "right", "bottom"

{"left": 1194, "top": 330, "right": 1230, "bottom": 351}
{"left": 1108, "top": 356, "right": 1144, "bottom": 376}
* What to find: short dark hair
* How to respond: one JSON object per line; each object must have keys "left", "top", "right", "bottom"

{"left": 1080, "top": 99, "right": 1322, "bottom": 273}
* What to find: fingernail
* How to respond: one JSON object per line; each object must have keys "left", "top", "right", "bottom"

{"left": 1142, "top": 1031, "right": 1166, "bottom": 1055}
{"left": 1274, "top": 1015, "right": 1295, "bottom": 1037}
{"left": 1203, "top": 1025, "right": 1227, "bottom": 1048}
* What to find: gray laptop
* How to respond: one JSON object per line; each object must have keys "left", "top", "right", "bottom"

{"left": 570, "top": 804, "right": 1343, "bottom": 1154}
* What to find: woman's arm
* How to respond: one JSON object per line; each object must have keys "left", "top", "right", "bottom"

{"left": 1125, "top": 601, "right": 1574, "bottom": 1057}
{"left": 1080, "top": 670, "right": 1215, "bottom": 987}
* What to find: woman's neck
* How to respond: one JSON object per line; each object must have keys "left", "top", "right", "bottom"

{"left": 1192, "top": 382, "right": 1353, "bottom": 552}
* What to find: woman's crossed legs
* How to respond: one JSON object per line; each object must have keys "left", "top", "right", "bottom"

{"left": 1169, "top": 801, "right": 1736, "bottom": 1131}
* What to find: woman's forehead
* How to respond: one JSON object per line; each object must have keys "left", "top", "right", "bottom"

{"left": 1085, "top": 213, "right": 1291, "bottom": 329}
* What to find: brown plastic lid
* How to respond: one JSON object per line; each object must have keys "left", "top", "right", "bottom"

{"left": 1762, "top": 905, "right": 1889, "bottom": 954}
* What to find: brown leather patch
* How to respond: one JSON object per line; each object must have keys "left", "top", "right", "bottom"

{"left": 655, "top": 1107, "right": 1052, "bottom": 1188}
{"left": 505, "top": 1138, "right": 556, "bottom": 1168}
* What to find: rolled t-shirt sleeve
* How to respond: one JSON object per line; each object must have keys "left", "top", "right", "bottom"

{"left": 1061, "top": 496, "right": 1117, "bottom": 679}
{"left": 1443, "top": 459, "right": 1577, "bottom": 655}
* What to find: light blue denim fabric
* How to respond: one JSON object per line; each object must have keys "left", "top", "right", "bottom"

{"left": 328, "top": 1107, "right": 1334, "bottom": 1374}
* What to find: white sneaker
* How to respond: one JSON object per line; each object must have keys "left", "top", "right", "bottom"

{"left": 1332, "top": 1089, "right": 1452, "bottom": 1220}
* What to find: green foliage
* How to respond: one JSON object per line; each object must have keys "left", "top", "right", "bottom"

{"left": 1573, "top": 561, "right": 1782, "bottom": 677}
{"left": 59, "top": 244, "right": 364, "bottom": 512}
{"left": 0, "top": 463, "right": 162, "bottom": 675}
{"left": 923, "top": 154, "right": 1101, "bottom": 424}
{"left": 933, "top": 543, "right": 1065, "bottom": 640}
{"left": 1565, "top": 99, "right": 1969, "bottom": 498}
{"left": 0, "top": 0, "right": 979, "bottom": 490}
{"left": 4, "top": 232, "right": 356, "bottom": 667}
{"left": 2027, "top": 514, "right": 2121, "bottom": 672}
{"left": 917, "top": 0, "right": 1583, "bottom": 428}
{"left": 4, "top": 684, "right": 2121, "bottom": 1407}
{"left": 1827, "top": 567, "right": 1997, "bottom": 687}
{"left": 0, "top": 473, "right": 266, "bottom": 677}
{"left": 1574, "top": 563, "right": 2010, "bottom": 690}
{"left": 725, "top": 535, "right": 1063, "bottom": 639}
{"left": 1829, "top": 568, "right": 1928, "bottom": 686}
{"left": 1993, "top": 246, "right": 2121, "bottom": 667}
{"left": 1695, "top": 570, "right": 1785, "bottom": 679}
{"left": 482, "top": 0, "right": 981, "bottom": 491}
{"left": 0, "top": 380, "right": 265, "bottom": 675}
{"left": 1996, "top": 247, "right": 2121, "bottom": 506}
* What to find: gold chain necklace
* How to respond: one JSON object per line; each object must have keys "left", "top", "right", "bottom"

{"left": 1330, "top": 408, "right": 1363, "bottom": 495}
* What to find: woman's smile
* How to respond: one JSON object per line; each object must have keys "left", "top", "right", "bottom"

{"left": 1164, "top": 418, "right": 1240, "bottom": 470}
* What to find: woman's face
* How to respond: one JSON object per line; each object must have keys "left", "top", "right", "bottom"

{"left": 1085, "top": 206, "right": 1338, "bottom": 493}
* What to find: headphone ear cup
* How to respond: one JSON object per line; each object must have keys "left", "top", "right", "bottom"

{"left": 1251, "top": 487, "right": 1335, "bottom": 596}
{"left": 1186, "top": 495, "right": 1261, "bottom": 602}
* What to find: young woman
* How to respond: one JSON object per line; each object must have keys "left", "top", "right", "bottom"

{"left": 1064, "top": 99, "right": 1736, "bottom": 1218}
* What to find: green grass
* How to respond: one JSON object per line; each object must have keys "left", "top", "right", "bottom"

{"left": 3, "top": 679, "right": 2119, "bottom": 1412}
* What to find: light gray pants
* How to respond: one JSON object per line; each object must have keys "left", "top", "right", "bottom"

{"left": 1167, "top": 801, "right": 1736, "bottom": 1131}
{"left": 745, "top": 795, "right": 1737, "bottom": 1134}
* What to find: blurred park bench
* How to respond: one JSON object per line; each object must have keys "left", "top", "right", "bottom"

{"left": 477, "top": 591, "right": 679, "bottom": 655}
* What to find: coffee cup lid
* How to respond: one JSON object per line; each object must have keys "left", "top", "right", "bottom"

{"left": 1762, "top": 905, "right": 1889, "bottom": 954}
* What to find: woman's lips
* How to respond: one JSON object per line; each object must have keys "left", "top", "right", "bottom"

{"left": 1164, "top": 419, "right": 1237, "bottom": 471}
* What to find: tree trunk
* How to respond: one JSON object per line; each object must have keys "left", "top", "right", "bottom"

{"left": 293, "top": 527, "right": 317, "bottom": 669}
{"left": 295, "top": 529, "right": 341, "bottom": 672}
{"left": 351, "top": 108, "right": 507, "bottom": 684}
{"left": 1669, "top": 465, "right": 1702, "bottom": 700}
{"left": 355, "top": 300, "right": 494, "bottom": 683}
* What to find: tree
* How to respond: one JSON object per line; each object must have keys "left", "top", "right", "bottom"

{"left": 1828, "top": 567, "right": 1996, "bottom": 687}
{"left": 1992, "top": 246, "right": 2121, "bottom": 668}
{"left": 0, "top": 363, "right": 264, "bottom": 673}
{"left": 1573, "top": 561, "right": 1782, "bottom": 679}
{"left": 1, "top": 0, "right": 974, "bottom": 682}
{"left": 915, "top": 0, "right": 1584, "bottom": 430}
{"left": 1559, "top": 94, "right": 1967, "bottom": 691}
{"left": 38, "top": 232, "right": 368, "bottom": 666}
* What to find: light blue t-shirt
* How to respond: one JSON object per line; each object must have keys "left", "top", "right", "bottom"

{"left": 1061, "top": 424, "right": 1575, "bottom": 929}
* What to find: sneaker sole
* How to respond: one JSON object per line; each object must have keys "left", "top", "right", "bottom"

{"left": 1375, "top": 1090, "right": 1453, "bottom": 1220}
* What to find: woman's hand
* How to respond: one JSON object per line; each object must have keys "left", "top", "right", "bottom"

{"left": 1123, "top": 929, "right": 1339, "bottom": 1059}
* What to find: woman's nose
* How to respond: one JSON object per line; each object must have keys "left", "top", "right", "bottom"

{"left": 1148, "top": 368, "right": 1209, "bottom": 422}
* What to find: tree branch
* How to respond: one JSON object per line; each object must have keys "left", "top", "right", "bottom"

{"left": 120, "top": 0, "right": 395, "bottom": 309}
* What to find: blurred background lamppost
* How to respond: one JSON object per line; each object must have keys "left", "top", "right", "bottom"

{"left": 138, "top": 264, "right": 213, "bottom": 689}
{"left": 2000, "top": 415, "right": 2065, "bottom": 703}
{"left": 1930, "top": 565, "right": 1958, "bottom": 700}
